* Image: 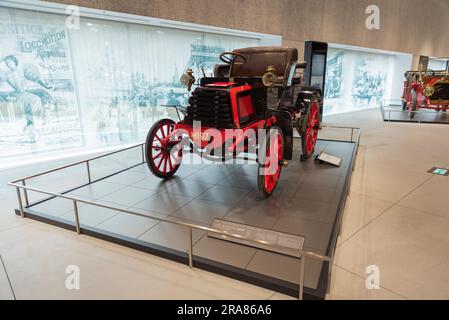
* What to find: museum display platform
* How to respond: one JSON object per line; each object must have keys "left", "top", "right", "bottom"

{"left": 9, "top": 126, "right": 360, "bottom": 300}
{"left": 381, "top": 101, "right": 449, "bottom": 124}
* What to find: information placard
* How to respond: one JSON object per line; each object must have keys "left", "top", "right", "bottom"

{"left": 316, "top": 152, "right": 342, "bottom": 167}
{"left": 209, "top": 219, "right": 304, "bottom": 257}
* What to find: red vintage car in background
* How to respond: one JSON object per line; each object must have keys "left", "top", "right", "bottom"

{"left": 402, "top": 69, "right": 449, "bottom": 118}
{"left": 144, "top": 46, "right": 322, "bottom": 197}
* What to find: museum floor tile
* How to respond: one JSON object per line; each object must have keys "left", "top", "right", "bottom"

{"left": 1, "top": 108, "right": 449, "bottom": 299}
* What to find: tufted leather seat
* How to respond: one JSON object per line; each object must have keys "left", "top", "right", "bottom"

{"left": 230, "top": 46, "right": 298, "bottom": 79}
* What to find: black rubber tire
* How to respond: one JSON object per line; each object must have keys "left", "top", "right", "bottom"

{"left": 257, "top": 126, "right": 284, "bottom": 198}
{"left": 409, "top": 89, "right": 418, "bottom": 119}
{"left": 145, "top": 118, "right": 181, "bottom": 179}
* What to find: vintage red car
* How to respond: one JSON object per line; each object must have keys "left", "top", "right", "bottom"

{"left": 144, "top": 46, "right": 322, "bottom": 197}
{"left": 402, "top": 69, "right": 449, "bottom": 118}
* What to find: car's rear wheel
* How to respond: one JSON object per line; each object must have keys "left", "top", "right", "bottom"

{"left": 301, "top": 98, "right": 320, "bottom": 161}
{"left": 145, "top": 118, "right": 182, "bottom": 178}
{"left": 409, "top": 89, "right": 418, "bottom": 119}
{"left": 258, "top": 126, "right": 284, "bottom": 198}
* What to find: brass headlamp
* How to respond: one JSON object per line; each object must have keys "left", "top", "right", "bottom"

{"left": 262, "top": 66, "right": 279, "bottom": 87}
{"left": 424, "top": 85, "right": 435, "bottom": 97}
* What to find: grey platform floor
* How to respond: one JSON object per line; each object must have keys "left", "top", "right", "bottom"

{"left": 26, "top": 139, "right": 355, "bottom": 292}
{"left": 382, "top": 104, "right": 449, "bottom": 124}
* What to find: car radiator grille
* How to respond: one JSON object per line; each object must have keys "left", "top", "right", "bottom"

{"left": 185, "top": 89, "right": 234, "bottom": 128}
{"left": 431, "top": 83, "right": 449, "bottom": 101}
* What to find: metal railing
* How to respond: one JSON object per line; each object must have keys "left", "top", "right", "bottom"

{"left": 380, "top": 99, "right": 439, "bottom": 124}
{"left": 8, "top": 125, "right": 361, "bottom": 300}
{"left": 319, "top": 124, "right": 359, "bottom": 144}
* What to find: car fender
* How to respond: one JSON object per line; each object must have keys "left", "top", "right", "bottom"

{"left": 270, "top": 110, "right": 293, "bottom": 160}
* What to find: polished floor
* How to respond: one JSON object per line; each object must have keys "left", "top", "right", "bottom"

{"left": 24, "top": 138, "right": 355, "bottom": 295}
{"left": 1, "top": 108, "right": 449, "bottom": 299}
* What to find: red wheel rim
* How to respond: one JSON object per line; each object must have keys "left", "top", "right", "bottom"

{"left": 150, "top": 122, "right": 182, "bottom": 175}
{"left": 264, "top": 130, "right": 283, "bottom": 194}
{"left": 305, "top": 100, "right": 319, "bottom": 155}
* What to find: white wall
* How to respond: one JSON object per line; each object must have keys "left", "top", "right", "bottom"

{"left": 388, "top": 53, "right": 413, "bottom": 104}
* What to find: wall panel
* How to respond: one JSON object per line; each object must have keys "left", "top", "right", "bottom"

{"left": 48, "top": 0, "right": 449, "bottom": 57}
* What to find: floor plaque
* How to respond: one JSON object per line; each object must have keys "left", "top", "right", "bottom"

{"left": 209, "top": 218, "right": 304, "bottom": 257}
{"left": 316, "top": 152, "right": 342, "bottom": 167}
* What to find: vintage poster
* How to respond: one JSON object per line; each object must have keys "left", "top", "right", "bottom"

{"left": 0, "top": 8, "right": 82, "bottom": 159}
{"left": 324, "top": 48, "right": 393, "bottom": 115}
{"left": 0, "top": 7, "right": 259, "bottom": 165}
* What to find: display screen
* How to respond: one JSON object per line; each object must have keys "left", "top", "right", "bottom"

{"left": 323, "top": 47, "right": 394, "bottom": 116}
{"left": 311, "top": 53, "right": 326, "bottom": 91}
{"left": 312, "top": 54, "right": 325, "bottom": 76}
{"left": 0, "top": 7, "right": 259, "bottom": 165}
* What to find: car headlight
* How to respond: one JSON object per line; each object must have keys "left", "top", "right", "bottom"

{"left": 262, "top": 66, "right": 279, "bottom": 87}
{"left": 424, "top": 85, "right": 435, "bottom": 97}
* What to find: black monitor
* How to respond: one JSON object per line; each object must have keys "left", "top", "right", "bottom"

{"left": 303, "top": 41, "right": 328, "bottom": 121}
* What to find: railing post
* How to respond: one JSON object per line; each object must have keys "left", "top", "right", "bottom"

{"left": 86, "top": 161, "right": 91, "bottom": 184}
{"left": 188, "top": 227, "right": 193, "bottom": 268}
{"left": 22, "top": 180, "right": 29, "bottom": 207}
{"left": 327, "top": 259, "right": 334, "bottom": 295}
{"left": 299, "top": 253, "right": 305, "bottom": 300}
{"left": 73, "top": 200, "right": 80, "bottom": 234}
{"left": 16, "top": 187, "right": 24, "bottom": 218}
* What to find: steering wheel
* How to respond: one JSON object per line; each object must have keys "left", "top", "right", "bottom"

{"left": 219, "top": 52, "right": 247, "bottom": 65}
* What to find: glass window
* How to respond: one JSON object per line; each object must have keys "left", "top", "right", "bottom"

{"left": 0, "top": 7, "right": 259, "bottom": 165}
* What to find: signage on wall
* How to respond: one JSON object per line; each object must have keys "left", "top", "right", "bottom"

{"left": 428, "top": 167, "right": 449, "bottom": 176}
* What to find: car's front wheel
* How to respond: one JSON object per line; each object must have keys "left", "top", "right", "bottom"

{"left": 145, "top": 118, "right": 182, "bottom": 178}
{"left": 258, "top": 126, "right": 284, "bottom": 198}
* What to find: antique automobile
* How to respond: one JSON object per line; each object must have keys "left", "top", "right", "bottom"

{"left": 144, "top": 46, "right": 322, "bottom": 197}
{"left": 402, "top": 69, "right": 449, "bottom": 118}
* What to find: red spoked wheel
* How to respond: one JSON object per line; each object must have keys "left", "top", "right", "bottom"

{"left": 258, "top": 126, "right": 284, "bottom": 198}
{"left": 301, "top": 99, "right": 320, "bottom": 161}
{"left": 145, "top": 118, "right": 182, "bottom": 178}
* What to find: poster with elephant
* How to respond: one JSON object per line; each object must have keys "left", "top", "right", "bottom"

{"left": 0, "top": 8, "right": 82, "bottom": 158}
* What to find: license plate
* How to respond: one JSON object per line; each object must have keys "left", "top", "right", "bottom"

{"left": 191, "top": 132, "right": 209, "bottom": 141}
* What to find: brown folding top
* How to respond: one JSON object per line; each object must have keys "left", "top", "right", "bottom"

{"left": 231, "top": 46, "right": 298, "bottom": 78}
